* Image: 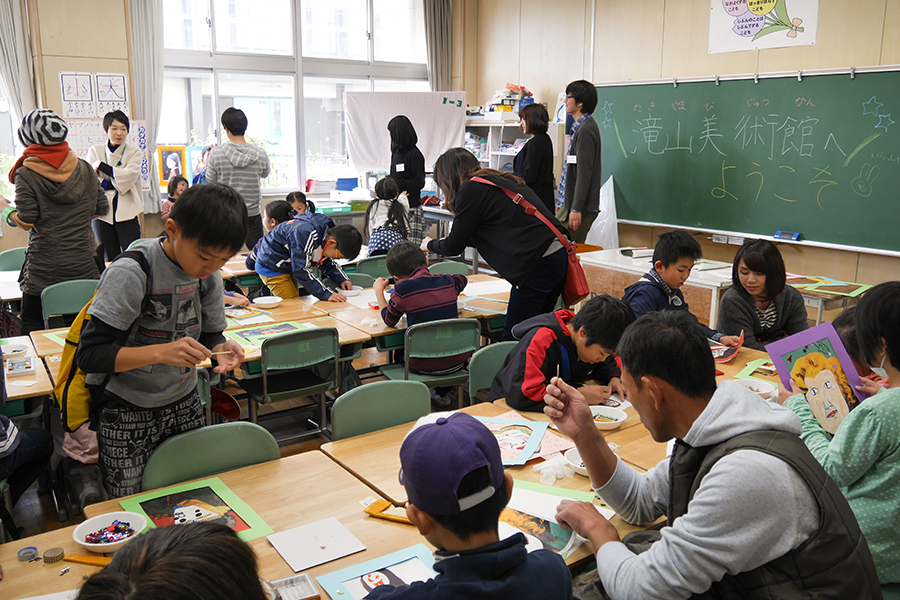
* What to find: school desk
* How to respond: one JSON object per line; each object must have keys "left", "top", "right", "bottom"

{"left": 24, "top": 452, "right": 418, "bottom": 600}
{"left": 30, "top": 327, "right": 68, "bottom": 358}
{"left": 2, "top": 336, "right": 54, "bottom": 402}
{"left": 578, "top": 249, "right": 733, "bottom": 328}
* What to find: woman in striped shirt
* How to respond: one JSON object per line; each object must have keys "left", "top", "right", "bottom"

{"left": 716, "top": 239, "right": 809, "bottom": 351}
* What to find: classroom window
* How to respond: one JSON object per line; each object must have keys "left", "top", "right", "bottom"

{"left": 162, "top": 0, "right": 211, "bottom": 51}
{"left": 0, "top": 75, "right": 21, "bottom": 199}
{"left": 157, "top": 70, "right": 216, "bottom": 148}
{"left": 372, "top": 0, "right": 426, "bottom": 64}
{"left": 372, "top": 79, "right": 432, "bottom": 92}
{"left": 303, "top": 76, "right": 367, "bottom": 181}
{"left": 212, "top": 0, "right": 293, "bottom": 56}
{"left": 300, "top": 0, "right": 368, "bottom": 61}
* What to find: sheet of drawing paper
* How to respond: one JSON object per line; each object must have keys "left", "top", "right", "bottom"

{"left": 462, "top": 279, "right": 512, "bottom": 296}
{"left": 267, "top": 516, "right": 366, "bottom": 572}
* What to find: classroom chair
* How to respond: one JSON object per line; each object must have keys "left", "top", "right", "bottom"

{"left": 341, "top": 272, "right": 375, "bottom": 288}
{"left": 0, "top": 247, "right": 26, "bottom": 271}
{"left": 467, "top": 341, "right": 517, "bottom": 404}
{"left": 428, "top": 261, "right": 470, "bottom": 276}
{"left": 379, "top": 318, "right": 481, "bottom": 409}
{"left": 237, "top": 327, "right": 340, "bottom": 442}
{"left": 356, "top": 256, "right": 391, "bottom": 280}
{"left": 330, "top": 380, "right": 430, "bottom": 440}
{"left": 882, "top": 584, "right": 900, "bottom": 600}
{"left": 40, "top": 279, "right": 98, "bottom": 329}
{"left": 141, "top": 422, "right": 279, "bottom": 491}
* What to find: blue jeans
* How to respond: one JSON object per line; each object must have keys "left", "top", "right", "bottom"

{"left": 503, "top": 247, "right": 568, "bottom": 341}
{"left": 0, "top": 427, "right": 53, "bottom": 506}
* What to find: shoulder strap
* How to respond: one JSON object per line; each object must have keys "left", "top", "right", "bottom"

{"left": 113, "top": 248, "right": 152, "bottom": 279}
{"left": 470, "top": 176, "right": 575, "bottom": 254}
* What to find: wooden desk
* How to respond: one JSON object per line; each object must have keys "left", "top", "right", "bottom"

{"left": 579, "top": 249, "right": 732, "bottom": 328}
{"left": 23, "top": 453, "right": 418, "bottom": 600}
{"left": 3, "top": 336, "right": 54, "bottom": 401}
{"left": 220, "top": 253, "right": 256, "bottom": 281}
{"left": 30, "top": 327, "right": 68, "bottom": 358}
{"left": 492, "top": 398, "right": 644, "bottom": 432}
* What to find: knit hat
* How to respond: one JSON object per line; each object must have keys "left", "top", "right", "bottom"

{"left": 18, "top": 109, "right": 68, "bottom": 146}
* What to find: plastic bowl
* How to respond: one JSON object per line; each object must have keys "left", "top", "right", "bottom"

{"left": 73, "top": 511, "right": 147, "bottom": 554}
{"left": 2, "top": 344, "right": 29, "bottom": 360}
{"left": 343, "top": 286, "right": 364, "bottom": 297}
{"left": 564, "top": 448, "right": 589, "bottom": 477}
{"left": 590, "top": 405, "right": 628, "bottom": 431}
{"left": 737, "top": 379, "right": 777, "bottom": 401}
{"left": 252, "top": 296, "right": 283, "bottom": 309}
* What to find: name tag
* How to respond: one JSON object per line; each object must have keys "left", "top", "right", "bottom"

{"left": 567, "top": 155, "right": 577, "bottom": 164}
{"left": 396, "top": 163, "right": 405, "bottom": 172}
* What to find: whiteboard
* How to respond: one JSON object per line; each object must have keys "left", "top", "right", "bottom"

{"left": 344, "top": 92, "right": 466, "bottom": 174}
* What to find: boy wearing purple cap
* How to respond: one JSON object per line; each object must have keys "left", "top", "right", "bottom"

{"left": 364, "top": 412, "right": 572, "bottom": 600}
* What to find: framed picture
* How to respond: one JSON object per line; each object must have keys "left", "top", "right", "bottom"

{"left": 765, "top": 322, "right": 866, "bottom": 434}
{"left": 185, "top": 145, "right": 208, "bottom": 182}
{"left": 157, "top": 145, "right": 186, "bottom": 186}
{"left": 118, "top": 477, "right": 273, "bottom": 542}
{"left": 316, "top": 544, "right": 436, "bottom": 600}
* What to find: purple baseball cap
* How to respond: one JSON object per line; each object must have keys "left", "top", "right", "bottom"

{"left": 399, "top": 412, "right": 505, "bottom": 515}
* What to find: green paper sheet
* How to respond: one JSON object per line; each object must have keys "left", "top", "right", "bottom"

{"left": 512, "top": 478, "right": 596, "bottom": 503}
{"left": 735, "top": 358, "right": 772, "bottom": 382}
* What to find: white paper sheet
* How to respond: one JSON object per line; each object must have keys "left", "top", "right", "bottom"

{"left": 508, "top": 486, "right": 615, "bottom": 522}
{"left": 462, "top": 279, "right": 512, "bottom": 297}
{"left": 343, "top": 287, "right": 380, "bottom": 309}
{"left": 267, "top": 516, "right": 366, "bottom": 573}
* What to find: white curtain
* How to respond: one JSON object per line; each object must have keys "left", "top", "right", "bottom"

{"left": 0, "top": 0, "right": 37, "bottom": 120}
{"left": 423, "top": 0, "right": 452, "bottom": 92}
{"left": 128, "top": 0, "right": 164, "bottom": 214}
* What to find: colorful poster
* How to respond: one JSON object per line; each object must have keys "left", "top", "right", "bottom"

{"left": 709, "top": 0, "right": 819, "bottom": 54}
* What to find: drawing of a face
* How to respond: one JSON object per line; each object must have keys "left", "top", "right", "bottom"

{"left": 173, "top": 503, "right": 219, "bottom": 525}
{"left": 494, "top": 426, "right": 531, "bottom": 452}
{"left": 805, "top": 369, "right": 850, "bottom": 435}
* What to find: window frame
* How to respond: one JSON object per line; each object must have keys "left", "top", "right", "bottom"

{"left": 162, "top": 0, "right": 428, "bottom": 188}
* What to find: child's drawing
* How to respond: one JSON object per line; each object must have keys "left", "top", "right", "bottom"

{"left": 710, "top": 0, "right": 818, "bottom": 53}
{"left": 139, "top": 486, "right": 249, "bottom": 533}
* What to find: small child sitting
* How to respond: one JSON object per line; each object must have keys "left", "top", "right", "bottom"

{"left": 244, "top": 200, "right": 294, "bottom": 272}
{"left": 365, "top": 176, "right": 409, "bottom": 257}
{"left": 374, "top": 242, "right": 468, "bottom": 406}
{"left": 622, "top": 229, "right": 740, "bottom": 346}
{"left": 488, "top": 295, "right": 636, "bottom": 411}
{"left": 252, "top": 211, "right": 362, "bottom": 302}
{"left": 834, "top": 306, "right": 888, "bottom": 394}
{"left": 161, "top": 175, "right": 188, "bottom": 222}
{"left": 363, "top": 412, "right": 573, "bottom": 600}
{"left": 287, "top": 190, "right": 315, "bottom": 215}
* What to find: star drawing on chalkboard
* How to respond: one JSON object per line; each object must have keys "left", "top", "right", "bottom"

{"left": 602, "top": 101, "right": 613, "bottom": 115}
{"left": 875, "top": 113, "right": 895, "bottom": 132}
{"left": 602, "top": 117, "right": 612, "bottom": 129}
{"left": 862, "top": 96, "right": 883, "bottom": 117}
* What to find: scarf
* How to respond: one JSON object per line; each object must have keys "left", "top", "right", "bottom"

{"left": 8, "top": 142, "right": 73, "bottom": 184}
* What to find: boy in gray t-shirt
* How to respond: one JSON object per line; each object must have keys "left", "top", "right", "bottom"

{"left": 77, "top": 184, "right": 249, "bottom": 498}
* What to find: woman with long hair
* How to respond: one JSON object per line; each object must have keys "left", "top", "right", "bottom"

{"left": 387, "top": 115, "right": 426, "bottom": 245}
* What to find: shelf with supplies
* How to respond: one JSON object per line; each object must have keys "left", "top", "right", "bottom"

{"left": 465, "top": 117, "right": 561, "bottom": 172}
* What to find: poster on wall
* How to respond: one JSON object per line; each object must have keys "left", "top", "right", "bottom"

{"left": 709, "top": 0, "right": 818, "bottom": 54}
{"left": 158, "top": 146, "right": 186, "bottom": 187}
{"left": 95, "top": 73, "right": 130, "bottom": 117}
{"left": 59, "top": 72, "right": 95, "bottom": 118}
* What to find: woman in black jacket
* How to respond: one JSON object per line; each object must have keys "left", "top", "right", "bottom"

{"left": 422, "top": 148, "right": 569, "bottom": 341}
{"left": 388, "top": 115, "right": 426, "bottom": 244}
{"left": 513, "top": 103, "right": 555, "bottom": 213}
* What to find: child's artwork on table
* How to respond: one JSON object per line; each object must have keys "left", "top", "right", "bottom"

{"left": 766, "top": 322, "right": 864, "bottom": 434}
{"left": 474, "top": 416, "right": 548, "bottom": 466}
{"left": 267, "top": 516, "right": 366, "bottom": 573}
{"left": 224, "top": 306, "right": 271, "bottom": 320}
{"left": 118, "top": 477, "right": 272, "bottom": 542}
{"left": 225, "top": 321, "right": 318, "bottom": 349}
{"left": 501, "top": 480, "right": 613, "bottom": 559}
{"left": 316, "top": 544, "right": 436, "bottom": 600}
{"left": 493, "top": 410, "right": 574, "bottom": 459}
{"left": 735, "top": 358, "right": 775, "bottom": 382}
{"left": 710, "top": 331, "right": 744, "bottom": 363}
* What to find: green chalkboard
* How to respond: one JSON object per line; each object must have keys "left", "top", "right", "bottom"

{"left": 597, "top": 71, "right": 900, "bottom": 252}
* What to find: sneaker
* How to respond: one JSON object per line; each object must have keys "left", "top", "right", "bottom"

{"left": 433, "top": 389, "right": 455, "bottom": 408}
{"left": 79, "top": 473, "right": 102, "bottom": 513}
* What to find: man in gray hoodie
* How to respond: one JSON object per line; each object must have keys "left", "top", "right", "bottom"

{"left": 206, "top": 107, "right": 270, "bottom": 249}
{"left": 544, "top": 310, "right": 881, "bottom": 599}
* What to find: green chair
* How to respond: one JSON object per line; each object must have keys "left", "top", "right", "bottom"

{"left": 330, "top": 380, "right": 430, "bottom": 440}
{"left": 0, "top": 247, "right": 26, "bottom": 271}
{"left": 238, "top": 327, "right": 340, "bottom": 442}
{"left": 331, "top": 272, "right": 375, "bottom": 290}
{"left": 468, "top": 341, "right": 517, "bottom": 404}
{"left": 356, "top": 256, "right": 391, "bottom": 280}
{"left": 380, "top": 318, "right": 481, "bottom": 409}
{"left": 428, "top": 261, "right": 469, "bottom": 276}
{"left": 882, "top": 584, "right": 900, "bottom": 600}
{"left": 40, "top": 279, "right": 98, "bottom": 329}
{"left": 141, "top": 422, "right": 279, "bottom": 490}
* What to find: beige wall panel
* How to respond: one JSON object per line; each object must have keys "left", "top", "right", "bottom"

{"left": 777, "top": 242, "right": 859, "bottom": 282}
{"left": 880, "top": 0, "right": 900, "bottom": 64}
{"left": 593, "top": 0, "right": 666, "bottom": 83}
{"left": 476, "top": 0, "right": 521, "bottom": 107}
{"left": 518, "top": 0, "right": 586, "bottom": 105}
{"left": 660, "top": 0, "right": 759, "bottom": 78}
{"left": 854, "top": 253, "right": 900, "bottom": 285}
{"left": 36, "top": 0, "right": 128, "bottom": 59}
{"left": 617, "top": 222, "right": 654, "bottom": 248}
{"left": 757, "top": 0, "right": 887, "bottom": 72}
{"left": 41, "top": 57, "right": 130, "bottom": 117}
